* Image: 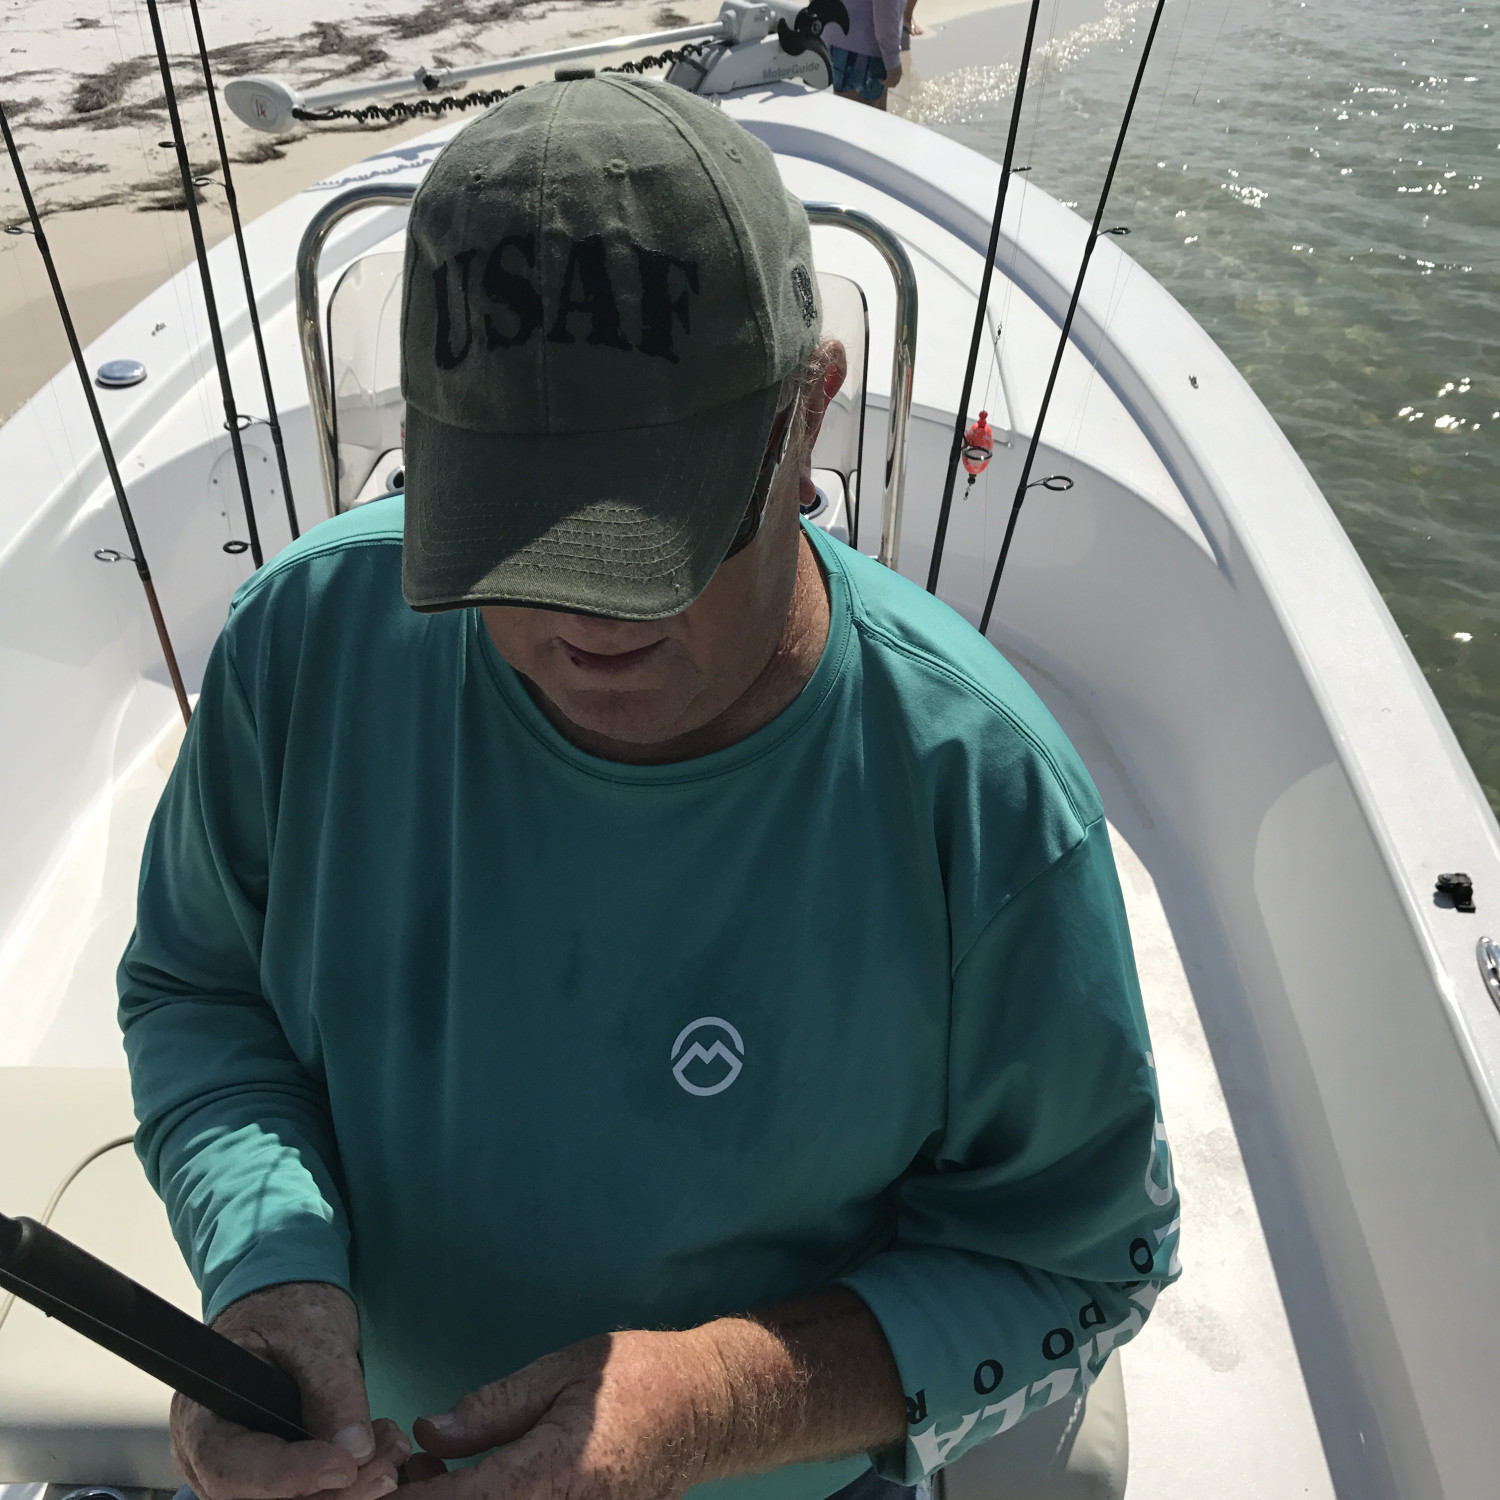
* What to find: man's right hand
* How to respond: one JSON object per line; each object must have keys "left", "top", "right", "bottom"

{"left": 171, "top": 1281, "right": 411, "bottom": 1500}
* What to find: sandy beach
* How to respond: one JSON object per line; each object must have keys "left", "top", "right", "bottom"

{"left": 0, "top": 0, "right": 1036, "bottom": 421}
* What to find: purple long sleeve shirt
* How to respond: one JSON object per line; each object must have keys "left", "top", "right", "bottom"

{"left": 823, "top": 0, "right": 905, "bottom": 70}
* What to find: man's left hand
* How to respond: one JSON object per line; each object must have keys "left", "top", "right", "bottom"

{"left": 408, "top": 1329, "right": 728, "bottom": 1500}
{"left": 406, "top": 1289, "right": 908, "bottom": 1500}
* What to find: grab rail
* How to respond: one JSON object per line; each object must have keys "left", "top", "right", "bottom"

{"left": 293, "top": 182, "right": 417, "bottom": 520}
{"left": 294, "top": 186, "right": 918, "bottom": 567}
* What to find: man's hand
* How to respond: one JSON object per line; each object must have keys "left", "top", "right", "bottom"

{"left": 171, "top": 1281, "right": 411, "bottom": 1500}
{"left": 406, "top": 1288, "right": 906, "bottom": 1500}
{"left": 885, "top": 63, "right": 904, "bottom": 90}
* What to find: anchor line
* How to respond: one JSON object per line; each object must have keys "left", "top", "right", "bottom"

{"left": 184, "top": 0, "right": 299, "bottom": 541}
{"left": 142, "top": 0, "right": 264, "bottom": 569}
{"left": 291, "top": 43, "right": 714, "bottom": 126}
{"left": 978, "top": 0, "right": 1168, "bottom": 636}
{"left": 0, "top": 102, "right": 192, "bottom": 726}
{"left": 925, "top": 0, "right": 1045, "bottom": 597}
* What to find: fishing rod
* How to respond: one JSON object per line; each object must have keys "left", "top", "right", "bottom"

{"left": 0, "top": 102, "right": 192, "bottom": 727}
{"left": 184, "top": 0, "right": 300, "bottom": 541}
{"left": 143, "top": 0, "right": 265, "bottom": 568}
{"left": 978, "top": 0, "right": 1167, "bottom": 636}
{"left": 0, "top": 1210, "right": 308, "bottom": 1439}
{"left": 925, "top": 0, "right": 1044, "bottom": 596}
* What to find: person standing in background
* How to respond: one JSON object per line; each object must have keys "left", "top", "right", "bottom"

{"left": 823, "top": 0, "right": 904, "bottom": 110}
{"left": 902, "top": 0, "right": 921, "bottom": 48}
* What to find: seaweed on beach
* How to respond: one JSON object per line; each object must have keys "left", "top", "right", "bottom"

{"left": 311, "top": 22, "right": 362, "bottom": 54}
{"left": 381, "top": 0, "right": 522, "bottom": 41}
{"left": 29, "top": 156, "right": 109, "bottom": 176}
{"left": 135, "top": 163, "right": 219, "bottom": 212}
{"left": 0, "top": 94, "right": 47, "bottom": 125}
{"left": 233, "top": 137, "right": 292, "bottom": 165}
{"left": 71, "top": 57, "right": 154, "bottom": 116}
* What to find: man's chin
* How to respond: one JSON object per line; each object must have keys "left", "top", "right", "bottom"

{"left": 549, "top": 687, "right": 691, "bottom": 748}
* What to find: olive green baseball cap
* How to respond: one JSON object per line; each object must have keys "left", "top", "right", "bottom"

{"left": 399, "top": 74, "right": 821, "bottom": 620}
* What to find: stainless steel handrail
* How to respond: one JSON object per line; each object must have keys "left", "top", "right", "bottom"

{"left": 294, "top": 182, "right": 418, "bottom": 517}
{"left": 803, "top": 203, "right": 917, "bottom": 569}
{"left": 295, "top": 186, "right": 918, "bottom": 566}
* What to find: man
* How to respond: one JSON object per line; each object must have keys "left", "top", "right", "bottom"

{"left": 119, "top": 74, "right": 1179, "bottom": 1500}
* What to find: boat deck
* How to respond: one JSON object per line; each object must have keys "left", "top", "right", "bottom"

{"left": 0, "top": 709, "right": 1336, "bottom": 1499}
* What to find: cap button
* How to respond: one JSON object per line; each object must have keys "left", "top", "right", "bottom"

{"left": 555, "top": 66, "right": 595, "bottom": 80}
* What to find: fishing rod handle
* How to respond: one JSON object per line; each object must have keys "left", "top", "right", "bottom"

{"left": 0, "top": 1212, "right": 308, "bottom": 1441}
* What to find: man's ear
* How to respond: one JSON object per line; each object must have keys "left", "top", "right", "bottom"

{"left": 800, "top": 337, "right": 848, "bottom": 456}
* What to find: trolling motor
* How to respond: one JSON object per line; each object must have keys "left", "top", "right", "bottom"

{"left": 669, "top": 0, "right": 851, "bottom": 95}
{"left": 778, "top": 0, "right": 850, "bottom": 54}
{"left": 0, "top": 1211, "right": 308, "bottom": 1440}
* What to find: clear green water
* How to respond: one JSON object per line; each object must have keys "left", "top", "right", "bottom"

{"left": 916, "top": 0, "right": 1499, "bottom": 814}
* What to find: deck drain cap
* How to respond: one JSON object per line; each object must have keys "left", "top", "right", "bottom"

{"left": 96, "top": 358, "right": 146, "bottom": 388}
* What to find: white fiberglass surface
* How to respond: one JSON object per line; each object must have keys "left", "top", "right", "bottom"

{"left": 0, "top": 712, "right": 184, "bottom": 1069}
{"left": 1110, "top": 829, "right": 1334, "bottom": 1500}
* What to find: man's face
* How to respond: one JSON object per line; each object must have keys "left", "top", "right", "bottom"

{"left": 481, "top": 343, "right": 845, "bottom": 758}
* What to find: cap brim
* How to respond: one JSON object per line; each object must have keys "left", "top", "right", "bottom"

{"left": 401, "top": 381, "right": 784, "bottom": 621}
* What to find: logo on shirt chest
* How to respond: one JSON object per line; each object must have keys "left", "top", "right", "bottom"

{"left": 671, "top": 1017, "right": 744, "bottom": 1096}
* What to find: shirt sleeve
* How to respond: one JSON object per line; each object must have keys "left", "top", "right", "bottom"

{"left": 873, "top": 0, "right": 905, "bottom": 70}
{"left": 838, "top": 817, "right": 1181, "bottom": 1480}
{"left": 117, "top": 627, "right": 353, "bottom": 1322}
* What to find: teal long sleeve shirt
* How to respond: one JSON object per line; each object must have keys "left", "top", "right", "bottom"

{"left": 119, "top": 499, "right": 1180, "bottom": 1499}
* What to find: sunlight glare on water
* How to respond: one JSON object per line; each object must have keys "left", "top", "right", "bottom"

{"left": 904, "top": 0, "right": 1499, "bottom": 813}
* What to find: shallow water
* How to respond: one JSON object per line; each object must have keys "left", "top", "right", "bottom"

{"left": 905, "top": 0, "right": 1499, "bottom": 814}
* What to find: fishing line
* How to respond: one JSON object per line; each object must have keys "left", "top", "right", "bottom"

{"left": 1058, "top": 0, "right": 1195, "bottom": 461}
{"left": 3, "top": 226, "right": 88, "bottom": 493}
{"left": 0, "top": 101, "right": 193, "bottom": 726}
{"left": 1001, "top": 0, "right": 1080, "bottom": 309}
{"left": 983, "top": 0, "right": 1063, "bottom": 570}
{"left": 1188, "top": 0, "right": 1233, "bottom": 107}
{"left": 0, "top": 1136, "right": 134, "bottom": 1337}
{"left": 978, "top": 0, "right": 1169, "bottom": 635}
{"left": 113, "top": 0, "right": 218, "bottom": 446}
{"left": 991, "top": 0, "right": 1063, "bottom": 373}
{"left": 925, "top": 0, "right": 1045, "bottom": 595}
{"left": 142, "top": 0, "right": 265, "bottom": 568}
{"left": 184, "top": 0, "right": 300, "bottom": 540}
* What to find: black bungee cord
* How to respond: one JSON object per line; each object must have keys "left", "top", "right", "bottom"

{"left": 978, "top": 0, "right": 1168, "bottom": 636}
{"left": 925, "top": 0, "right": 1045, "bottom": 597}
{"left": 143, "top": 0, "right": 264, "bottom": 568}
{"left": 292, "top": 42, "right": 714, "bottom": 126}
{"left": 1, "top": 101, "right": 192, "bottom": 727}
{"left": 184, "top": 0, "right": 300, "bottom": 541}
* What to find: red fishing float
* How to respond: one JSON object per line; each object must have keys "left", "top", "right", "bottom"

{"left": 961, "top": 410, "right": 994, "bottom": 493}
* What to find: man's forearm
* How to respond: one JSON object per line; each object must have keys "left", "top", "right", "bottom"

{"left": 690, "top": 1287, "right": 908, "bottom": 1479}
